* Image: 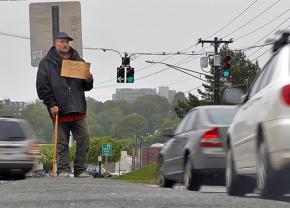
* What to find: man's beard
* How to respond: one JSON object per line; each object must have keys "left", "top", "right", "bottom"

{"left": 56, "top": 47, "right": 70, "bottom": 56}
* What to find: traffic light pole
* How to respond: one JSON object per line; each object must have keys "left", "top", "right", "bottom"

{"left": 198, "top": 37, "right": 233, "bottom": 104}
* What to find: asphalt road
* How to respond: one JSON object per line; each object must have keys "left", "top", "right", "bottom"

{"left": 0, "top": 178, "right": 290, "bottom": 208}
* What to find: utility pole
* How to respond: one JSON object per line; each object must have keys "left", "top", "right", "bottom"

{"left": 198, "top": 37, "right": 233, "bottom": 104}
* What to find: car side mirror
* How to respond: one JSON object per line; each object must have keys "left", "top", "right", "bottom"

{"left": 161, "top": 128, "right": 174, "bottom": 138}
{"left": 223, "top": 88, "right": 244, "bottom": 104}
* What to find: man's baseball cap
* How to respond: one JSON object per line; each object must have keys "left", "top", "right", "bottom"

{"left": 53, "top": 32, "right": 73, "bottom": 41}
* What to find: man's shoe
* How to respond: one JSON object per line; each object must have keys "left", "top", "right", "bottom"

{"left": 58, "top": 172, "right": 70, "bottom": 178}
{"left": 74, "top": 171, "right": 91, "bottom": 178}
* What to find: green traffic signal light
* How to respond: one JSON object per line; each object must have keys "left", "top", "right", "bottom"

{"left": 127, "top": 77, "right": 134, "bottom": 83}
{"left": 223, "top": 69, "right": 230, "bottom": 78}
{"left": 126, "top": 67, "right": 134, "bottom": 83}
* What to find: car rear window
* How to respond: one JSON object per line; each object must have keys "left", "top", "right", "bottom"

{"left": 0, "top": 121, "right": 27, "bottom": 141}
{"left": 206, "top": 108, "right": 238, "bottom": 125}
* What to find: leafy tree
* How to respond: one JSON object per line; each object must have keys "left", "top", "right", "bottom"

{"left": 88, "top": 137, "right": 123, "bottom": 163}
{"left": 131, "top": 99, "right": 158, "bottom": 118}
{"left": 96, "top": 108, "right": 123, "bottom": 135}
{"left": 102, "top": 100, "right": 130, "bottom": 115}
{"left": 160, "top": 118, "right": 179, "bottom": 131}
{"left": 38, "top": 145, "right": 54, "bottom": 172}
{"left": 110, "top": 113, "right": 148, "bottom": 138}
{"left": 132, "top": 95, "right": 170, "bottom": 116}
{"left": 0, "top": 105, "right": 13, "bottom": 117}
{"left": 171, "top": 92, "right": 187, "bottom": 109}
{"left": 174, "top": 93, "right": 201, "bottom": 118}
{"left": 148, "top": 114, "right": 164, "bottom": 134}
{"left": 21, "top": 101, "right": 53, "bottom": 143}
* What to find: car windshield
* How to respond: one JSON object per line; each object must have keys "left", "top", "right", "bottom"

{"left": 206, "top": 108, "right": 238, "bottom": 125}
{"left": 0, "top": 121, "right": 27, "bottom": 141}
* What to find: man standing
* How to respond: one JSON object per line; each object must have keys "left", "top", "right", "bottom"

{"left": 36, "top": 32, "right": 93, "bottom": 177}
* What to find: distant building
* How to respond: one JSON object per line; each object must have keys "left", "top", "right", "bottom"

{"left": 0, "top": 99, "right": 26, "bottom": 116}
{"left": 112, "top": 88, "right": 157, "bottom": 103}
{"left": 158, "top": 86, "right": 176, "bottom": 103}
{"left": 112, "top": 87, "right": 177, "bottom": 103}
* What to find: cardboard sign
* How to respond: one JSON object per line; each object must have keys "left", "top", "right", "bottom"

{"left": 61, "top": 60, "right": 90, "bottom": 79}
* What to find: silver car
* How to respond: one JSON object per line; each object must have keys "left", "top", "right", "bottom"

{"left": 158, "top": 105, "right": 238, "bottom": 190}
{"left": 0, "top": 117, "right": 38, "bottom": 179}
{"left": 225, "top": 32, "right": 290, "bottom": 198}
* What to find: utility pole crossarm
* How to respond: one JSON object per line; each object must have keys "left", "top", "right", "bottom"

{"left": 197, "top": 37, "right": 233, "bottom": 105}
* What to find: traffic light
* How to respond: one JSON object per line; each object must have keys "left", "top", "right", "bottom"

{"left": 126, "top": 67, "right": 134, "bottom": 83}
{"left": 117, "top": 67, "right": 125, "bottom": 83}
{"left": 222, "top": 55, "right": 231, "bottom": 78}
{"left": 122, "top": 54, "right": 130, "bottom": 66}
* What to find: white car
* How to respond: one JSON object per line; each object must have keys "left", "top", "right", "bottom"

{"left": 224, "top": 32, "right": 290, "bottom": 198}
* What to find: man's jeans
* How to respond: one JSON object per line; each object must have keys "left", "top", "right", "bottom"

{"left": 55, "top": 119, "right": 90, "bottom": 175}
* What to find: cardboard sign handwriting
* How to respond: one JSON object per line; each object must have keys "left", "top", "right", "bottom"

{"left": 61, "top": 60, "right": 91, "bottom": 79}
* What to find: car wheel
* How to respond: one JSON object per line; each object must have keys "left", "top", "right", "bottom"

{"left": 158, "top": 172, "right": 174, "bottom": 188}
{"left": 226, "top": 147, "right": 251, "bottom": 196}
{"left": 257, "top": 142, "right": 283, "bottom": 198}
{"left": 184, "top": 160, "right": 201, "bottom": 191}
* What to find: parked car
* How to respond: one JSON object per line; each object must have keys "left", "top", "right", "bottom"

{"left": 87, "top": 165, "right": 112, "bottom": 178}
{"left": 224, "top": 32, "right": 290, "bottom": 198}
{"left": 32, "top": 169, "right": 47, "bottom": 178}
{"left": 158, "top": 105, "right": 238, "bottom": 191}
{"left": 87, "top": 166, "right": 101, "bottom": 178}
{"left": 0, "top": 117, "right": 38, "bottom": 179}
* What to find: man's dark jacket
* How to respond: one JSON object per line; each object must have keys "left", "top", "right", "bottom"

{"left": 36, "top": 46, "right": 93, "bottom": 118}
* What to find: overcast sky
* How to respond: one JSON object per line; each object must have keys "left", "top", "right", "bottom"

{"left": 0, "top": 0, "right": 289, "bottom": 103}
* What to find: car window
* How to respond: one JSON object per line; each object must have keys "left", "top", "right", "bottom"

{"left": 248, "top": 56, "right": 277, "bottom": 99}
{"left": 0, "top": 121, "right": 26, "bottom": 141}
{"left": 183, "top": 110, "right": 198, "bottom": 132}
{"left": 175, "top": 113, "right": 191, "bottom": 134}
{"left": 206, "top": 108, "right": 238, "bottom": 125}
{"left": 18, "top": 121, "right": 36, "bottom": 139}
{"left": 258, "top": 55, "right": 277, "bottom": 90}
{"left": 248, "top": 70, "right": 266, "bottom": 98}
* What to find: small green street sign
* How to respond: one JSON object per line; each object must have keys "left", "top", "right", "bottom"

{"left": 102, "top": 143, "right": 112, "bottom": 157}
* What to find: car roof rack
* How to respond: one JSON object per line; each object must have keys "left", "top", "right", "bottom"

{"left": 272, "top": 31, "right": 290, "bottom": 53}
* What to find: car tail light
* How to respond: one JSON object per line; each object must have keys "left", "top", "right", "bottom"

{"left": 199, "top": 127, "right": 222, "bottom": 147}
{"left": 281, "top": 85, "right": 290, "bottom": 105}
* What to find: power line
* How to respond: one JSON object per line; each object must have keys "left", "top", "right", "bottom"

{"left": 250, "top": 26, "right": 290, "bottom": 61}
{"left": 127, "top": 0, "right": 262, "bottom": 86}
{"left": 136, "top": 56, "right": 198, "bottom": 81}
{"left": 93, "top": 56, "right": 199, "bottom": 90}
{"left": 248, "top": 20, "right": 289, "bottom": 57}
{"left": 183, "top": 86, "right": 203, "bottom": 94}
{"left": 250, "top": 47, "right": 272, "bottom": 62}
{"left": 234, "top": 9, "right": 289, "bottom": 41}
{"left": 204, "top": 0, "right": 258, "bottom": 40}
{"left": 223, "top": 0, "right": 282, "bottom": 39}
{"left": 84, "top": 47, "right": 204, "bottom": 56}
{"left": 233, "top": 42, "right": 275, "bottom": 52}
